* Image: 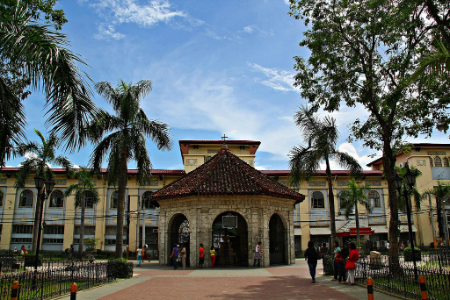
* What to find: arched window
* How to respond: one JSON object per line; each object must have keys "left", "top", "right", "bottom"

{"left": 110, "top": 191, "right": 118, "bottom": 209}
{"left": 368, "top": 190, "right": 381, "bottom": 208}
{"left": 311, "top": 191, "right": 325, "bottom": 209}
{"left": 444, "top": 157, "right": 449, "bottom": 167}
{"left": 0, "top": 189, "right": 3, "bottom": 207}
{"left": 20, "top": 190, "right": 33, "bottom": 207}
{"left": 429, "top": 157, "right": 434, "bottom": 167}
{"left": 49, "top": 190, "right": 64, "bottom": 208}
{"left": 142, "top": 191, "right": 159, "bottom": 209}
{"left": 435, "top": 156, "right": 442, "bottom": 167}
{"left": 84, "top": 191, "right": 94, "bottom": 208}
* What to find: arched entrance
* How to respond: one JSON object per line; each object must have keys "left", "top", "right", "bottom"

{"left": 269, "top": 214, "right": 286, "bottom": 265}
{"left": 212, "top": 212, "right": 248, "bottom": 267}
{"left": 168, "top": 214, "right": 190, "bottom": 267}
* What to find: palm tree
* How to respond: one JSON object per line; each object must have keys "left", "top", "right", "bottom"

{"left": 14, "top": 129, "right": 72, "bottom": 251}
{"left": 337, "top": 178, "right": 372, "bottom": 245}
{"left": 88, "top": 79, "right": 172, "bottom": 258}
{"left": 0, "top": 2, "right": 96, "bottom": 167}
{"left": 64, "top": 167, "right": 99, "bottom": 259}
{"left": 422, "top": 181, "right": 450, "bottom": 246}
{"left": 289, "top": 106, "right": 363, "bottom": 243}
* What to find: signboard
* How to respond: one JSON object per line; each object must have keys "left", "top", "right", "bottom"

{"left": 222, "top": 213, "right": 238, "bottom": 228}
{"left": 350, "top": 227, "right": 374, "bottom": 235}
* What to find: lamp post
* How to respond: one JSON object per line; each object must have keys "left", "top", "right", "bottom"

{"left": 32, "top": 175, "right": 55, "bottom": 290}
{"left": 393, "top": 165, "right": 417, "bottom": 280}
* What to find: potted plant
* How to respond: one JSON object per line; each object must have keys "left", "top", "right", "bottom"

{"left": 84, "top": 238, "right": 98, "bottom": 262}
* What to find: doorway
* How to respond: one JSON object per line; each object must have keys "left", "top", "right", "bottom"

{"left": 168, "top": 214, "right": 190, "bottom": 267}
{"left": 269, "top": 214, "right": 286, "bottom": 265}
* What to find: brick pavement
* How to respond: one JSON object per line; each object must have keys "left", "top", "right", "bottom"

{"left": 59, "top": 260, "right": 400, "bottom": 300}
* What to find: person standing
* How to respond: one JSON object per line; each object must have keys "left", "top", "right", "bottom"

{"left": 331, "top": 241, "right": 341, "bottom": 281}
{"left": 319, "top": 242, "right": 329, "bottom": 274}
{"left": 304, "top": 241, "right": 318, "bottom": 283}
{"left": 136, "top": 246, "right": 143, "bottom": 267}
{"left": 68, "top": 244, "right": 74, "bottom": 262}
{"left": 170, "top": 243, "right": 179, "bottom": 269}
{"left": 210, "top": 245, "right": 216, "bottom": 268}
{"left": 199, "top": 244, "right": 205, "bottom": 268}
{"left": 253, "top": 241, "right": 263, "bottom": 268}
{"left": 180, "top": 245, "right": 187, "bottom": 269}
{"left": 345, "top": 242, "right": 359, "bottom": 285}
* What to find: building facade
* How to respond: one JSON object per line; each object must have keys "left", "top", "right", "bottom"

{"left": 0, "top": 141, "right": 448, "bottom": 260}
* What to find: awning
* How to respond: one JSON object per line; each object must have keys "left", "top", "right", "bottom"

{"left": 310, "top": 227, "right": 331, "bottom": 235}
{"left": 400, "top": 225, "right": 418, "bottom": 233}
{"left": 371, "top": 225, "right": 417, "bottom": 233}
{"left": 294, "top": 227, "right": 302, "bottom": 235}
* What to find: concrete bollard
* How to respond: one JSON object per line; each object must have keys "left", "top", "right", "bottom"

{"left": 419, "top": 276, "right": 428, "bottom": 300}
{"left": 11, "top": 280, "right": 19, "bottom": 300}
{"left": 367, "top": 277, "right": 374, "bottom": 300}
{"left": 70, "top": 282, "right": 77, "bottom": 300}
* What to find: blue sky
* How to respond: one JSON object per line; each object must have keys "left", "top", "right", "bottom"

{"left": 5, "top": 0, "right": 449, "bottom": 171}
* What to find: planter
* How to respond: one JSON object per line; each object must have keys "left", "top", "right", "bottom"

{"left": 404, "top": 247, "right": 421, "bottom": 262}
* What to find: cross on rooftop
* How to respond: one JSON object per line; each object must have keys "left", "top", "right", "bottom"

{"left": 221, "top": 134, "right": 228, "bottom": 148}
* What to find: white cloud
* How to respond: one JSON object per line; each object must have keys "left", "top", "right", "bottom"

{"left": 242, "top": 25, "right": 272, "bottom": 37}
{"left": 84, "top": 0, "right": 201, "bottom": 39}
{"left": 94, "top": 24, "right": 125, "bottom": 40}
{"left": 249, "top": 63, "right": 298, "bottom": 92}
{"left": 319, "top": 143, "right": 380, "bottom": 170}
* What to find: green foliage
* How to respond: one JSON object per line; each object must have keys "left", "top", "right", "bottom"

{"left": 403, "top": 247, "right": 421, "bottom": 262}
{"left": 84, "top": 238, "right": 98, "bottom": 251}
{"left": 107, "top": 258, "right": 133, "bottom": 278}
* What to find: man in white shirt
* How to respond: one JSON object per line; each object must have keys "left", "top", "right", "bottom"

{"left": 136, "top": 247, "right": 143, "bottom": 267}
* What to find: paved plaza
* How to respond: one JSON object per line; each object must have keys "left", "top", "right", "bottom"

{"left": 60, "top": 259, "right": 398, "bottom": 300}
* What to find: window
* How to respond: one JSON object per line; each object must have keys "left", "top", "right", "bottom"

{"left": 19, "top": 190, "right": 33, "bottom": 207}
{"left": 142, "top": 191, "right": 158, "bottom": 209}
{"left": 12, "top": 225, "right": 33, "bottom": 234}
{"left": 0, "top": 189, "right": 3, "bottom": 206}
{"left": 110, "top": 191, "right": 118, "bottom": 209}
{"left": 311, "top": 191, "right": 325, "bottom": 209}
{"left": 84, "top": 191, "right": 94, "bottom": 208}
{"left": 11, "top": 238, "right": 32, "bottom": 243}
{"left": 368, "top": 190, "right": 381, "bottom": 208}
{"left": 429, "top": 157, "right": 434, "bottom": 167}
{"left": 444, "top": 158, "right": 449, "bottom": 167}
{"left": 43, "top": 226, "right": 64, "bottom": 235}
{"left": 105, "top": 226, "right": 127, "bottom": 235}
{"left": 43, "top": 238, "right": 63, "bottom": 244}
{"left": 74, "top": 226, "right": 95, "bottom": 235}
{"left": 105, "top": 239, "right": 127, "bottom": 245}
{"left": 435, "top": 156, "right": 443, "bottom": 167}
{"left": 49, "top": 190, "right": 64, "bottom": 208}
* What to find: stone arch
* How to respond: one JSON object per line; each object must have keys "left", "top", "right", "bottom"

{"left": 167, "top": 213, "right": 190, "bottom": 267}
{"left": 211, "top": 210, "right": 249, "bottom": 267}
{"left": 269, "top": 213, "right": 287, "bottom": 265}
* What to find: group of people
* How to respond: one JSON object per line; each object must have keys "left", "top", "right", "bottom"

{"left": 169, "top": 243, "right": 187, "bottom": 269}
{"left": 304, "top": 241, "right": 359, "bottom": 284}
{"left": 135, "top": 244, "right": 152, "bottom": 267}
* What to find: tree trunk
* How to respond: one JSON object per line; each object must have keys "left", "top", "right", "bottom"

{"left": 325, "top": 157, "right": 337, "bottom": 243}
{"left": 355, "top": 202, "right": 360, "bottom": 246}
{"left": 79, "top": 194, "right": 85, "bottom": 260}
{"left": 115, "top": 153, "right": 128, "bottom": 258}
{"left": 382, "top": 140, "right": 400, "bottom": 265}
{"left": 437, "top": 195, "right": 443, "bottom": 238}
{"left": 32, "top": 186, "right": 44, "bottom": 252}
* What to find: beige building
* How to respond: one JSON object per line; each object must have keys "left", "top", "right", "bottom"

{"left": 0, "top": 140, "right": 448, "bottom": 264}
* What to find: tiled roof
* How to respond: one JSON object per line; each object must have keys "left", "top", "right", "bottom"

{"left": 0, "top": 167, "right": 185, "bottom": 176}
{"left": 150, "top": 147, "right": 305, "bottom": 202}
{"left": 261, "top": 170, "right": 383, "bottom": 176}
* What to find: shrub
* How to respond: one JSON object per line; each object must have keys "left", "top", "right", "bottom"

{"left": 107, "top": 258, "right": 133, "bottom": 278}
{"left": 24, "top": 253, "right": 42, "bottom": 267}
{"left": 404, "top": 247, "right": 421, "bottom": 261}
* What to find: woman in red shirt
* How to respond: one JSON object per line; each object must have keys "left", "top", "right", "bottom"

{"left": 345, "top": 242, "right": 359, "bottom": 285}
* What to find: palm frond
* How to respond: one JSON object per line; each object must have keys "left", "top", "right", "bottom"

{"left": 334, "top": 151, "right": 363, "bottom": 177}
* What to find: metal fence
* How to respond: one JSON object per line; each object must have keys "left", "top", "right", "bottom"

{"left": 0, "top": 261, "right": 117, "bottom": 300}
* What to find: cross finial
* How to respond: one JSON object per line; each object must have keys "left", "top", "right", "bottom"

{"left": 221, "top": 134, "right": 228, "bottom": 148}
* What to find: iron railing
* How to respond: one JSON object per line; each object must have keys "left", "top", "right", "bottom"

{"left": 0, "top": 260, "right": 117, "bottom": 300}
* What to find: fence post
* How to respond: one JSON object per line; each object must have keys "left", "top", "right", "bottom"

{"left": 367, "top": 277, "right": 374, "bottom": 300}
{"left": 11, "top": 280, "right": 19, "bottom": 300}
{"left": 419, "top": 276, "right": 427, "bottom": 300}
{"left": 70, "top": 282, "right": 77, "bottom": 300}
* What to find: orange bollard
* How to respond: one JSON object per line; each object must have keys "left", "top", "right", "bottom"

{"left": 11, "top": 281, "right": 19, "bottom": 300}
{"left": 70, "top": 282, "right": 77, "bottom": 300}
{"left": 367, "top": 277, "right": 374, "bottom": 300}
{"left": 433, "top": 238, "right": 438, "bottom": 249}
{"left": 419, "top": 276, "right": 428, "bottom": 300}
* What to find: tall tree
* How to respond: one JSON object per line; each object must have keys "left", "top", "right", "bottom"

{"left": 64, "top": 167, "right": 99, "bottom": 259}
{"left": 422, "top": 181, "right": 450, "bottom": 245}
{"left": 289, "top": 0, "right": 448, "bottom": 261}
{"left": 14, "top": 128, "right": 72, "bottom": 251}
{"left": 289, "top": 106, "right": 363, "bottom": 243}
{"left": 88, "top": 79, "right": 172, "bottom": 258}
{"left": 0, "top": 1, "right": 96, "bottom": 167}
{"left": 337, "top": 178, "right": 371, "bottom": 245}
